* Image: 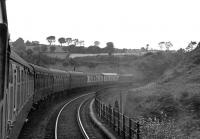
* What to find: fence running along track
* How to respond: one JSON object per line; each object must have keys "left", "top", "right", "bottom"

{"left": 94, "top": 98, "right": 140, "bottom": 139}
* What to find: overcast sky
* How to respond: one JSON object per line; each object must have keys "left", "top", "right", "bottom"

{"left": 6, "top": 0, "right": 200, "bottom": 50}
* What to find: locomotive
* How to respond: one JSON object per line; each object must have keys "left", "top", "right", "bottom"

{"left": 0, "top": 1, "right": 133, "bottom": 139}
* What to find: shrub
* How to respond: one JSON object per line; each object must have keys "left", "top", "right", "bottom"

{"left": 50, "top": 46, "right": 56, "bottom": 52}
{"left": 41, "top": 45, "right": 48, "bottom": 52}
{"left": 33, "top": 46, "right": 40, "bottom": 52}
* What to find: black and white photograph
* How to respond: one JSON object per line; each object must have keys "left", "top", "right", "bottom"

{"left": 0, "top": 0, "right": 200, "bottom": 138}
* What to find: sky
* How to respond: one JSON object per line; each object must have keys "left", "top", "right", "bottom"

{"left": 6, "top": 0, "right": 200, "bottom": 50}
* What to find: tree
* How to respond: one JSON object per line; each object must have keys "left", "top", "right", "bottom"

{"left": 146, "top": 44, "right": 149, "bottom": 51}
{"left": 158, "top": 42, "right": 165, "bottom": 50}
{"left": 140, "top": 47, "right": 146, "bottom": 51}
{"left": 50, "top": 46, "right": 56, "bottom": 52}
{"left": 66, "top": 52, "right": 71, "bottom": 59}
{"left": 33, "top": 46, "right": 40, "bottom": 52}
{"left": 26, "top": 49, "right": 33, "bottom": 55}
{"left": 94, "top": 41, "right": 100, "bottom": 47}
{"left": 105, "top": 42, "right": 114, "bottom": 56}
{"left": 79, "top": 40, "right": 84, "bottom": 46}
{"left": 25, "top": 40, "right": 32, "bottom": 46}
{"left": 46, "top": 36, "right": 56, "bottom": 45}
{"left": 88, "top": 45, "right": 101, "bottom": 53}
{"left": 73, "top": 39, "right": 79, "bottom": 46}
{"left": 32, "top": 41, "right": 40, "bottom": 46}
{"left": 165, "top": 41, "right": 173, "bottom": 51}
{"left": 12, "top": 38, "right": 27, "bottom": 57}
{"left": 58, "top": 37, "right": 66, "bottom": 46}
{"left": 66, "top": 38, "right": 72, "bottom": 46}
{"left": 186, "top": 41, "right": 197, "bottom": 52}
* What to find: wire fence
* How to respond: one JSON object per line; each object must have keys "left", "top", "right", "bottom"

{"left": 94, "top": 98, "right": 140, "bottom": 139}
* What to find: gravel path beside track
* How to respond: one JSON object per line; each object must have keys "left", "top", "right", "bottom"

{"left": 78, "top": 97, "right": 106, "bottom": 139}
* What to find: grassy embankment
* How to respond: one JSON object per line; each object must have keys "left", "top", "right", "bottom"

{"left": 97, "top": 49, "right": 200, "bottom": 138}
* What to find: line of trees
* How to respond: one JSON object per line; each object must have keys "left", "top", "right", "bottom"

{"left": 158, "top": 41, "right": 173, "bottom": 51}
{"left": 14, "top": 37, "right": 116, "bottom": 56}
{"left": 46, "top": 36, "right": 84, "bottom": 47}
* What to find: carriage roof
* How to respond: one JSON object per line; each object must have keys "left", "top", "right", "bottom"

{"left": 49, "top": 68, "right": 69, "bottom": 74}
{"left": 101, "top": 73, "right": 118, "bottom": 76}
{"left": 30, "top": 64, "right": 50, "bottom": 73}
{"left": 10, "top": 50, "right": 33, "bottom": 69}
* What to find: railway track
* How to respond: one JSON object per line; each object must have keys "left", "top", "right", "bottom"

{"left": 19, "top": 88, "right": 118, "bottom": 139}
{"left": 18, "top": 90, "right": 96, "bottom": 139}
{"left": 55, "top": 93, "right": 92, "bottom": 139}
{"left": 55, "top": 92, "right": 107, "bottom": 139}
{"left": 77, "top": 97, "right": 106, "bottom": 139}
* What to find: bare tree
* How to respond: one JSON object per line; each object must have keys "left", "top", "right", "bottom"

{"left": 79, "top": 40, "right": 84, "bottom": 46}
{"left": 73, "top": 39, "right": 79, "bottom": 46}
{"left": 158, "top": 42, "right": 165, "bottom": 50}
{"left": 66, "top": 38, "right": 72, "bottom": 46}
{"left": 165, "top": 41, "right": 173, "bottom": 51}
{"left": 186, "top": 41, "right": 197, "bottom": 52}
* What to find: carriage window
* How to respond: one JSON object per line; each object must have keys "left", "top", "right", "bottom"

{"left": 0, "top": 107, "right": 2, "bottom": 138}
{"left": 0, "top": 2, "right": 3, "bottom": 23}
{"left": 17, "top": 66, "right": 20, "bottom": 82}
{"left": 21, "top": 70, "right": 24, "bottom": 82}
{"left": 9, "top": 63, "right": 13, "bottom": 83}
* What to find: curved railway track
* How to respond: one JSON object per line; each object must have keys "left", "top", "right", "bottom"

{"left": 18, "top": 90, "right": 94, "bottom": 139}
{"left": 55, "top": 92, "right": 107, "bottom": 139}
{"left": 77, "top": 97, "right": 106, "bottom": 139}
{"left": 55, "top": 92, "right": 93, "bottom": 139}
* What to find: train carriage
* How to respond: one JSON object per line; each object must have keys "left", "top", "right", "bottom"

{"left": 7, "top": 50, "right": 34, "bottom": 139}
{"left": 49, "top": 68, "right": 70, "bottom": 93}
{"left": 69, "top": 71, "right": 87, "bottom": 89}
{"left": 102, "top": 73, "right": 119, "bottom": 83}
{"left": 118, "top": 74, "right": 133, "bottom": 83}
{"left": 87, "top": 73, "right": 104, "bottom": 86}
{"left": 30, "top": 64, "right": 53, "bottom": 103}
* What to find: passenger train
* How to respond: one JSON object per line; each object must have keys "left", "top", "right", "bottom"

{"left": 0, "top": 1, "right": 133, "bottom": 139}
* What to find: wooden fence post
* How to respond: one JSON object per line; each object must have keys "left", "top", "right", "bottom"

{"left": 123, "top": 115, "right": 126, "bottom": 139}
{"left": 136, "top": 122, "right": 140, "bottom": 139}
{"left": 118, "top": 111, "right": 120, "bottom": 135}
{"left": 109, "top": 105, "right": 112, "bottom": 126}
{"left": 113, "top": 110, "right": 116, "bottom": 131}
{"left": 129, "top": 118, "right": 132, "bottom": 139}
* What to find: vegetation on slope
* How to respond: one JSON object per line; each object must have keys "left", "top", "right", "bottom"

{"left": 98, "top": 46, "right": 200, "bottom": 138}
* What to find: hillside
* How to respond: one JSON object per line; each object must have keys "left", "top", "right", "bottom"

{"left": 97, "top": 49, "right": 200, "bottom": 138}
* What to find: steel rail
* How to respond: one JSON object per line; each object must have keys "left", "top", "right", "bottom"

{"left": 77, "top": 97, "right": 90, "bottom": 139}
{"left": 55, "top": 92, "right": 94, "bottom": 139}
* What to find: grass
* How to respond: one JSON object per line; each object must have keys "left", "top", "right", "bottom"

{"left": 97, "top": 50, "right": 200, "bottom": 138}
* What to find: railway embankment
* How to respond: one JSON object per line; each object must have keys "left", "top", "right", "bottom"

{"left": 97, "top": 48, "right": 200, "bottom": 138}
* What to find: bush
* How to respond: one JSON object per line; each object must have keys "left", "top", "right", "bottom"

{"left": 26, "top": 49, "right": 33, "bottom": 55}
{"left": 50, "top": 46, "right": 56, "bottom": 52}
{"left": 41, "top": 45, "right": 48, "bottom": 52}
{"left": 33, "top": 46, "right": 40, "bottom": 52}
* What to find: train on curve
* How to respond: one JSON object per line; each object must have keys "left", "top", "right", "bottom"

{"left": 0, "top": 1, "right": 133, "bottom": 138}
{"left": 0, "top": 49, "right": 133, "bottom": 139}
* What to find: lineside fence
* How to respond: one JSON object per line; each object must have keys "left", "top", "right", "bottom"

{"left": 94, "top": 98, "right": 140, "bottom": 139}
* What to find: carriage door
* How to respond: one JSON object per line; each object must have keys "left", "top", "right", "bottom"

{"left": 13, "top": 65, "right": 17, "bottom": 119}
{"left": 8, "top": 63, "right": 14, "bottom": 125}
